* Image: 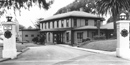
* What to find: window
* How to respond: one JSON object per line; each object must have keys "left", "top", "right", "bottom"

{"left": 48, "top": 33, "right": 50, "bottom": 41}
{"left": 42, "top": 23, "right": 43, "bottom": 29}
{"left": 53, "top": 22, "right": 54, "bottom": 28}
{"left": 57, "top": 21, "right": 59, "bottom": 28}
{"left": 77, "top": 32, "right": 83, "bottom": 42}
{"left": 31, "top": 35, "right": 34, "bottom": 37}
{"left": 74, "top": 19, "right": 77, "bottom": 27}
{"left": 66, "top": 19, "right": 69, "bottom": 27}
{"left": 48, "top": 22, "right": 50, "bottom": 29}
{"left": 25, "top": 35, "right": 28, "bottom": 37}
{"left": 85, "top": 19, "right": 88, "bottom": 26}
{"left": 66, "top": 32, "right": 69, "bottom": 42}
{"left": 61, "top": 20, "right": 64, "bottom": 27}
{"left": 94, "top": 20, "right": 97, "bottom": 26}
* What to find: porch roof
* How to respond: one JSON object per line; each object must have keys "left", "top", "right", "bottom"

{"left": 74, "top": 26, "right": 98, "bottom": 30}
{"left": 40, "top": 28, "right": 72, "bottom": 32}
{"left": 73, "top": 25, "right": 113, "bottom": 30}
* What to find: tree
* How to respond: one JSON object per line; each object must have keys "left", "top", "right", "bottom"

{"left": 35, "top": 18, "right": 44, "bottom": 29}
{"left": 0, "top": 0, "right": 53, "bottom": 16}
{"left": 96, "top": 0, "right": 130, "bottom": 38}
{"left": 55, "top": 0, "right": 98, "bottom": 15}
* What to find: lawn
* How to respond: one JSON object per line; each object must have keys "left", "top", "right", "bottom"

{"left": 80, "top": 39, "right": 117, "bottom": 52}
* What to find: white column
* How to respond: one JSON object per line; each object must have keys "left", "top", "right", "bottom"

{"left": 2, "top": 22, "right": 17, "bottom": 59}
{"left": 116, "top": 20, "right": 130, "bottom": 60}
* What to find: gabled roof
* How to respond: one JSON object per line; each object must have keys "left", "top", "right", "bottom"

{"left": 41, "top": 11, "right": 104, "bottom": 22}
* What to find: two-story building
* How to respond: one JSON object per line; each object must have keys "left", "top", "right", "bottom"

{"left": 40, "top": 11, "right": 107, "bottom": 45}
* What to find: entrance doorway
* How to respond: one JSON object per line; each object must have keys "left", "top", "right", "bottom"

{"left": 53, "top": 32, "right": 63, "bottom": 44}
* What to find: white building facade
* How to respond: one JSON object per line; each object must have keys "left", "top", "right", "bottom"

{"left": 40, "top": 11, "right": 109, "bottom": 45}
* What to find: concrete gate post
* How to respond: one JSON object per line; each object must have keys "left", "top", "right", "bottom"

{"left": 1, "top": 16, "right": 18, "bottom": 59}
{"left": 116, "top": 20, "right": 130, "bottom": 60}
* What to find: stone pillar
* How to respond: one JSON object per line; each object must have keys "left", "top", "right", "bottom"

{"left": 116, "top": 20, "right": 130, "bottom": 60}
{"left": 2, "top": 22, "right": 17, "bottom": 59}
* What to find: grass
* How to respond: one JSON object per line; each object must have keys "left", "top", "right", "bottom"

{"left": 80, "top": 39, "right": 117, "bottom": 52}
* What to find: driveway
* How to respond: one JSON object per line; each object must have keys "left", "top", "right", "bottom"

{"left": 0, "top": 45, "right": 130, "bottom": 65}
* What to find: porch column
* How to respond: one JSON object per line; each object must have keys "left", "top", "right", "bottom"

{"left": 71, "top": 30, "right": 74, "bottom": 45}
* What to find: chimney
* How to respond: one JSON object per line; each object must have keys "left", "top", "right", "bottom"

{"left": 79, "top": 7, "right": 84, "bottom": 11}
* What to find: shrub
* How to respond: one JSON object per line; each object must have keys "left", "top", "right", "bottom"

{"left": 82, "top": 37, "right": 91, "bottom": 42}
{"left": 32, "top": 37, "right": 38, "bottom": 42}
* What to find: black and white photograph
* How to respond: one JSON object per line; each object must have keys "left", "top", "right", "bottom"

{"left": 0, "top": 0, "right": 130, "bottom": 65}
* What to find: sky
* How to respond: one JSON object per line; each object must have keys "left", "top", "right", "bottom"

{"left": 17, "top": 0, "right": 75, "bottom": 28}
{"left": 0, "top": 0, "right": 110, "bottom": 28}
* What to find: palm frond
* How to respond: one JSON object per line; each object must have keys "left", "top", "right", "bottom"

{"left": 96, "top": 0, "right": 130, "bottom": 16}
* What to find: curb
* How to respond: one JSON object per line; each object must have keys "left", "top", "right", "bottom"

{"left": 0, "top": 58, "right": 11, "bottom": 62}
{"left": 0, "top": 47, "right": 30, "bottom": 62}
{"left": 58, "top": 44, "right": 116, "bottom": 55}
{"left": 17, "top": 47, "right": 30, "bottom": 56}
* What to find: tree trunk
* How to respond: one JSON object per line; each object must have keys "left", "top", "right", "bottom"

{"left": 97, "top": 20, "right": 100, "bottom": 36}
{"left": 113, "top": 16, "right": 117, "bottom": 39}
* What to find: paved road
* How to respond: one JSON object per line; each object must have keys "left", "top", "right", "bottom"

{"left": 0, "top": 45, "right": 90, "bottom": 65}
{"left": 0, "top": 45, "right": 130, "bottom": 65}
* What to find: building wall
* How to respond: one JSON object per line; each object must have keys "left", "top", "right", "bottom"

{"left": 74, "top": 31, "right": 88, "bottom": 44}
{"left": 50, "top": 22, "right": 53, "bottom": 29}
{"left": 18, "top": 30, "right": 39, "bottom": 42}
{"left": 71, "top": 18, "right": 97, "bottom": 27}
{"left": 40, "top": 17, "right": 103, "bottom": 44}
{"left": 88, "top": 20, "right": 95, "bottom": 26}
{"left": 46, "top": 22, "right": 48, "bottom": 30}
{"left": 81, "top": 19, "right": 85, "bottom": 26}
{"left": 54, "top": 21, "right": 57, "bottom": 28}
{"left": 40, "top": 23, "right": 42, "bottom": 30}
{"left": 64, "top": 30, "right": 71, "bottom": 45}
{"left": 46, "top": 32, "right": 53, "bottom": 43}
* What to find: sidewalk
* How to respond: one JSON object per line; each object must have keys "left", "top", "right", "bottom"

{"left": 58, "top": 44, "right": 117, "bottom": 58}
{"left": 0, "top": 43, "right": 39, "bottom": 62}
{"left": 0, "top": 47, "right": 29, "bottom": 62}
